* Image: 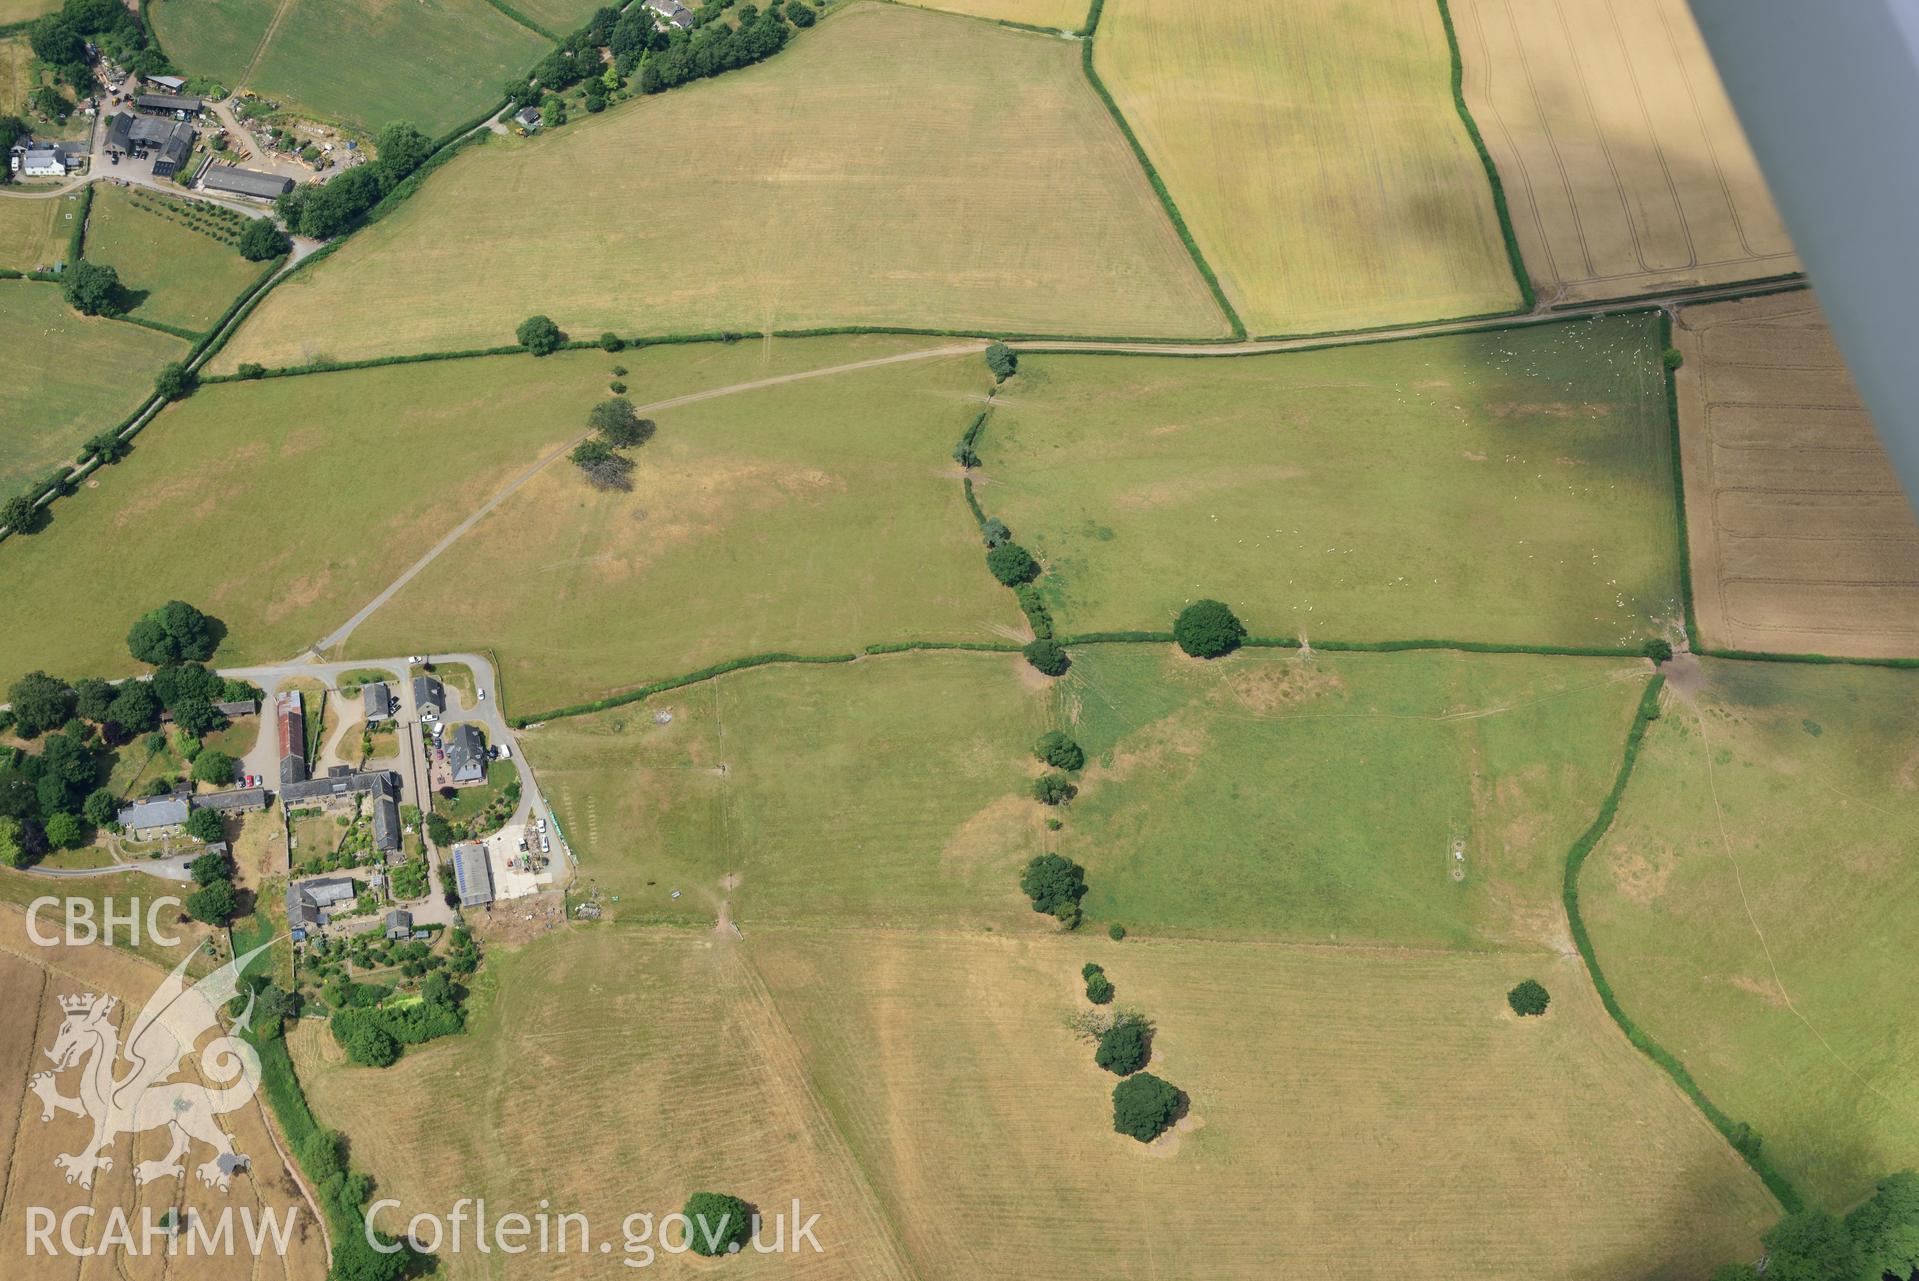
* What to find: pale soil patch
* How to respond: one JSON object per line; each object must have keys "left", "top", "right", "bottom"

{"left": 1675, "top": 291, "right": 1919, "bottom": 656}
{"left": 1095, "top": 0, "right": 1521, "bottom": 334}
{"left": 1454, "top": 0, "right": 1799, "bottom": 303}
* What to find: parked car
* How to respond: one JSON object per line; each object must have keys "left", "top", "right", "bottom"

{"left": 477, "top": 689, "right": 486, "bottom": 701}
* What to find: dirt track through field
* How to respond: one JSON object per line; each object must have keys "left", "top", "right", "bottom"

{"left": 1674, "top": 291, "right": 1919, "bottom": 656}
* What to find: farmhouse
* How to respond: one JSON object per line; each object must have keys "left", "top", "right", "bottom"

{"left": 285, "top": 875, "right": 361, "bottom": 941}
{"left": 514, "top": 106, "right": 541, "bottom": 132}
{"left": 115, "top": 795, "right": 190, "bottom": 835}
{"left": 451, "top": 843, "right": 495, "bottom": 908}
{"left": 11, "top": 142, "right": 84, "bottom": 178}
{"left": 135, "top": 92, "right": 203, "bottom": 117}
{"left": 413, "top": 674, "right": 445, "bottom": 719}
{"left": 644, "top": 0, "right": 694, "bottom": 27}
{"left": 363, "top": 680, "right": 394, "bottom": 721}
{"left": 277, "top": 690, "right": 308, "bottom": 786}
{"left": 446, "top": 723, "right": 488, "bottom": 784}
{"left": 200, "top": 163, "right": 294, "bottom": 201}
{"left": 281, "top": 766, "right": 400, "bottom": 805}
{"left": 105, "top": 113, "right": 194, "bottom": 177}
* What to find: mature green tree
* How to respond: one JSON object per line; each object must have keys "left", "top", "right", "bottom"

{"left": 1643, "top": 637, "right": 1674, "bottom": 664}
{"left": 588, "top": 396, "right": 653, "bottom": 446}
{"left": 1083, "top": 966, "right": 1113, "bottom": 1004}
{"left": 127, "top": 600, "right": 223, "bottom": 665}
{"left": 191, "top": 750, "right": 236, "bottom": 785}
{"left": 1506, "top": 979, "right": 1550, "bottom": 1017}
{"left": 85, "top": 430, "right": 129, "bottom": 464}
{"left": 42, "top": 811, "right": 85, "bottom": 849}
{"left": 1019, "top": 853, "right": 1085, "bottom": 917}
{"left": 61, "top": 260, "right": 121, "bottom": 316}
{"left": 185, "top": 807, "right": 224, "bottom": 843}
{"left": 681, "top": 1192, "right": 754, "bottom": 1256}
{"left": 1844, "top": 1171, "right": 1919, "bottom": 1281}
{"left": 1031, "top": 771, "right": 1074, "bottom": 806}
{"left": 1706, "top": 1265, "right": 1759, "bottom": 1281}
{"left": 8, "top": 672, "right": 74, "bottom": 738}
{"left": 984, "top": 341, "right": 1016, "bottom": 381}
{"left": 1034, "top": 730, "right": 1084, "bottom": 771}
{"left": 82, "top": 787, "right": 117, "bottom": 827}
{"left": 0, "top": 815, "right": 37, "bottom": 869}
{"left": 1756, "top": 1210, "right": 1860, "bottom": 1281}
{"left": 185, "top": 876, "right": 238, "bottom": 925}
{"left": 1096, "top": 1015, "right": 1150, "bottom": 1075}
{"left": 787, "top": 0, "right": 817, "bottom": 25}
{"left": 1023, "top": 638, "right": 1069, "bottom": 677}
{"left": 106, "top": 682, "right": 160, "bottom": 733}
{"left": 986, "top": 542, "right": 1039, "bottom": 586}
{"left": 332, "top": 1011, "right": 400, "bottom": 1067}
{"left": 1173, "top": 599, "right": 1246, "bottom": 658}
{"left": 154, "top": 362, "right": 196, "bottom": 402}
{"left": 1, "top": 492, "right": 36, "bottom": 534}
{"left": 295, "top": 165, "right": 382, "bottom": 239}
{"left": 517, "top": 314, "right": 565, "bottom": 355}
{"left": 980, "top": 517, "right": 1010, "bottom": 548}
{"left": 72, "top": 677, "right": 116, "bottom": 723}
{"left": 170, "top": 696, "right": 223, "bottom": 736}
{"left": 569, "top": 436, "right": 635, "bottom": 491}
{"left": 237, "top": 217, "right": 291, "bottom": 261}
{"left": 188, "top": 849, "right": 232, "bottom": 886}
{"left": 372, "top": 121, "right": 433, "bottom": 187}
{"left": 1111, "top": 1072, "right": 1180, "bottom": 1142}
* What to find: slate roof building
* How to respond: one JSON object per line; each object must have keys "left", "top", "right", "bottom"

{"left": 385, "top": 909, "right": 413, "bottom": 940}
{"left": 104, "top": 113, "right": 193, "bottom": 176}
{"left": 452, "top": 844, "right": 495, "bottom": 908}
{"left": 514, "top": 106, "right": 541, "bottom": 131}
{"left": 197, "top": 787, "right": 268, "bottom": 813}
{"left": 116, "top": 796, "right": 190, "bottom": 833}
{"left": 372, "top": 792, "right": 401, "bottom": 854}
{"left": 413, "top": 675, "right": 445, "bottom": 719}
{"left": 363, "top": 681, "right": 394, "bottom": 721}
{"left": 285, "top": 875, "right": 361, "bottom": 941}
{"left": 201, "top": 163, "right": 293, "bottom": 200}
{"left": 446, "top": 723, "right": 487, "bottom": 784}
{"left": 134, "top": 92, "right": 203, "bottom": 116}
{"left": 280, "top": 767, "right": 400, "bottom": 805}
{"left": 277, "top": 690, "right": 308, "bottom": 786}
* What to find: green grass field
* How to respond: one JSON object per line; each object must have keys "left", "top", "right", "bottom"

{"left": 349, "top": 348, "right": 1017, "bottom": 711}
{"left": 524, "top": 651, "right": 1053, "bottom": 929}
{"left": 212, "top": 2, "right": 1228, "bottom": 372}
{"left": 294, "top": 923, "right": 1775, "bottom": 1281}
{"left": 505, "top": 0, "right": 617, "bottom": 33}
{"left": 1093, "top": 0, "right": 1522, "bottom": 334}
{"left": 525, "top": 644, "right": 1651, "bottom": 948}
{"left": 0, "top": 190, "right": 70, "bottom": 272}
{"left": 80, "top": 186, "right": 266, "bottom": 333}
{"left": 1582, "top": 660, "right": 1919, "bottom": 1210}
{"left": 151, "top": 0, "right": 547, "bottom": 136}
{"left": 979, "top": 314, "right": 1682, "bottom": 648}
{"left": 903, "top": 0, "right": 1088, "bottom": 27}
{"left": 0, "top": 334, "right": 945, "bottom": 690}
{"left": 1057, "top": 645, "right": 1652, "bottom": 947}
{"left": 0, "top": 281, "right": 188, "bottom": 501}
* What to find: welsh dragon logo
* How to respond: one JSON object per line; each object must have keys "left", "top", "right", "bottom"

{"left": 29, "top": 942, "right": 271, "bottom": 1193}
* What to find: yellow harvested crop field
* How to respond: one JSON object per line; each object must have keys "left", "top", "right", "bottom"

{"left": 1453, "top": 0, "right": 1798, "bottom": 304}
{"left": 903, "top": 0, "right": 1086, "bottom": 28}
{"left": 214, "top": 3, "right": 1228, "bottom": 371}
{"left": 1674, "top": 290, "right": 1919, "bottom": 656}
{"left": 1092, "top": 0, "right": 1523, "bottom": 336}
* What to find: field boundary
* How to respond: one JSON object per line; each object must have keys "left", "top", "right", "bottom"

{"left": 1661, "top": 310, "right": 1701, "bottom": 653}
{"left": 1560, "top": 675, "right": 1805, "bottom": 1213}
{"left": 1434, "top": 0, "right": 1533, "bottom": 312}
{"left": 475, "top": 0, "right": 561, "bottom": 41}
{"left": 1074, "top": 0, "right": 1245, "bottom": 339}
{"left": 1551, "top": 273, "right": 1808, "bottom": 315}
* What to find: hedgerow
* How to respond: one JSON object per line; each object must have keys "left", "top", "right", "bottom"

{"left": 1434, "top": 0, "right": 1534, "bottom": 310}
{"left": 1660, "top": 311, "right": 1703, "bottom": 653}
{"left": 1559, "top": 676, "right": 1804, "bottom": 1212}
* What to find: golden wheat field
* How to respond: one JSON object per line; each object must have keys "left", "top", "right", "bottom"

{"left": 293, "top": 924, "right": 1776, "bottom": 1281}
{"left": 1092, "top": 0, "right": 1523, "bottom": 335}
{"left": 213, "top": 3, "right": 1227, "bottom": 372}
{"left": 1674, "top": 290, "right": 1919, "bottom": 656}
{"left": 1453, "top": 0, "right": 1799, "bottom": 304}
{"left": 0, "top": 907, "right": 328, "bottom": 1281}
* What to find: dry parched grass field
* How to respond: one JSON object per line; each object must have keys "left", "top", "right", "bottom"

{"left": 0, "top": 335, "right": 942, "bottom": 691}
{"left": 980, "top": 315, "right": 1683, "bottom": 649}
{"left": 348, "top": 349, "right": 1017, "bottom": 711}
{"left": 293, "top": 924, "right": 1775, "bottom": 1281}
{"left": 0, "top": 906, "right": 329, "bottom": 1281}
{"left": 900, "top": 0, "right": 1087, "bottom": 28}
{"left": 1582, "top": 662, "right": 1919, "bottom": 1210}
{"left": 1453, "top": 0, "right": 1798, "bottom": 304}
{"left": 1675, "top": 291, "right": 1919, "bottom": 657}
{"left": 1093, "top": 0, "right": 1523, "bottom": 335}
{"left": 212, "top": 3, "right": 1228, "bottom": 372}
{"left": 0, "top": 190, "right": 79, "bottom": 273}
